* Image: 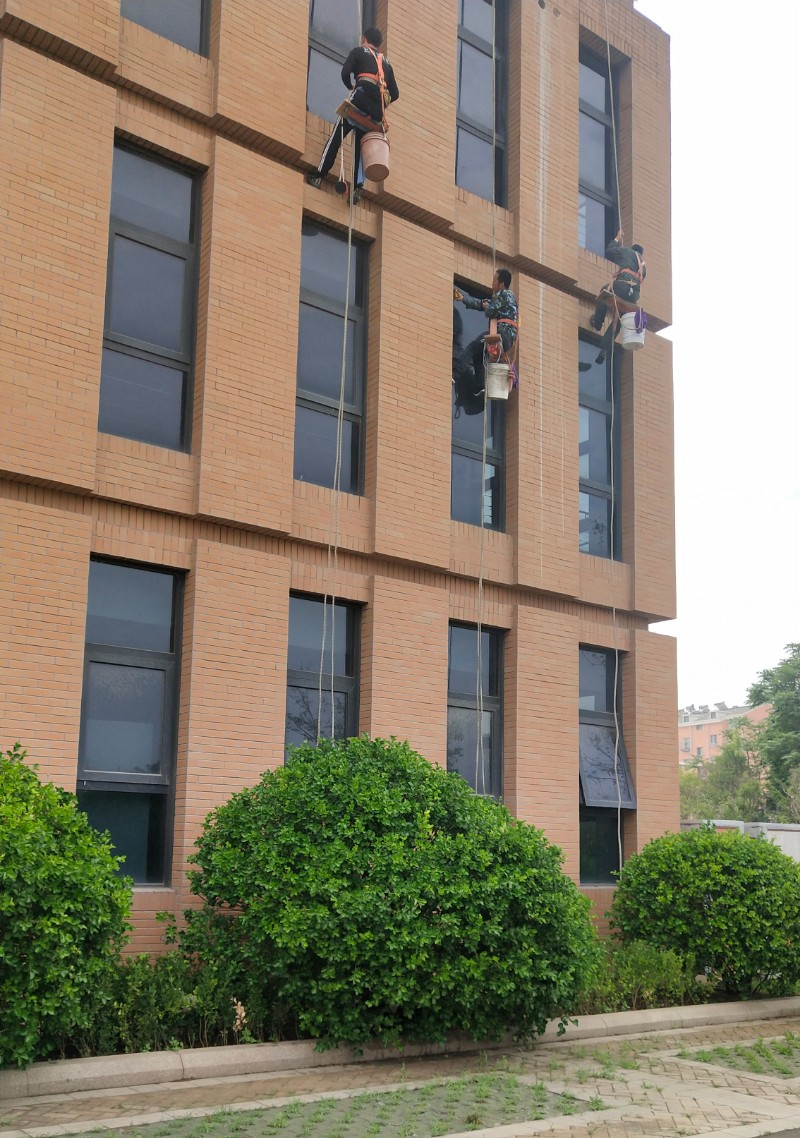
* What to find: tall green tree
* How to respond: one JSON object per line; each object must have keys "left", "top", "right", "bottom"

{"left": 679, "top": 719, "right": 766, "bottom": 822}
{"left": 749, "top": 643, "right": 800, "bottom": 819}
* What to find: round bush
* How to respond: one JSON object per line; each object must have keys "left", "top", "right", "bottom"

{"left": 183, "top": 736, "right": 598, "bottom": 1048}
{"left": 610, "top": 826, "right": 800, "bottom": 997}
{"left": 0, "top": 744, "right": 132, "bottom": 1067}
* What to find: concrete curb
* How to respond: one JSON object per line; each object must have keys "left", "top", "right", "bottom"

{"left": 3, "top": 996, "right": 800, "bottom": 1101}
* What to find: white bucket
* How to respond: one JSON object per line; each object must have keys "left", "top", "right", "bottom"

{"left": 486, "top": 362, "right": 510, "bottom": 400}
{"left": 361, "top": 132, "right": 390, "bottom": 182}
{"left": 619, "top": 311, "right": 645, "bottom": 350}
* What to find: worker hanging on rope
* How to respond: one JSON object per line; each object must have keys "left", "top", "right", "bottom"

{"left": 589, "top": 230, "right": 646, "bottom": 364}
{"left": 306, "top": 26, "right": 399, "bottom": 204}
{"left": 453, "top": 268, "right": 519, "bottom": 401}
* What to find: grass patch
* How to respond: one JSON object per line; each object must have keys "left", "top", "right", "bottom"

{"left": 110, "top": 1075, "right": 607, "bottom": 1138}
{"left": 685, "top": 1032, "right": 800, "bottom": 1079}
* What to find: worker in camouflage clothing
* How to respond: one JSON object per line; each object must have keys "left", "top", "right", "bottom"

{"left": 453, "top": 268, "right": 519, "bottom": 399}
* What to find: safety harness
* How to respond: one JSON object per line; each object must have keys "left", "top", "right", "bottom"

{"left": 356, "top": 47, "right": 391, "bottom": 123}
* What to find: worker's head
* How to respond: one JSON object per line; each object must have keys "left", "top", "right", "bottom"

{"left": 362, "top": 26, "right": 383, "bottom": 48}
{"left": 632, "top": 244, "right": 644, "bottom": 256}
{"left": 493, "top": 267, "right": 512, "bottom": 291}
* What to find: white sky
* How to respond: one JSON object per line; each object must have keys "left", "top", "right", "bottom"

{"left": 633, "top": 0, "right": 800, "bottom": 707}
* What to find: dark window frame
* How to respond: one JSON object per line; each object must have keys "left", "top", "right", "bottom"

{"left": 456, "top": 0, "right": 508, "bottom": 205}
{"left": 77, "top": 557, "right": 183, "bottom": 886}
{"left": 285, "top": 593, "right": 360, "bottom": 751}
{"left": 451, "top": 280, "right": 506, "bottom": 531}
{"left": 578, "top": 335, "right": 620, "bottom": 560}
{"left": 101, "top": 142, "right": 201, "bottom": 452}
{"left": 578, "top": 49, "right": 618, "bottom": 255}
{"left": 121, "top": 0, "right": 210, "bottom": 58}
{"left": 447, "top": 621, "right": 504, "bottom": 798}
{"left": 307, "top": 0, "right": 376, "bottom": 118}
{"left": 295, "top": 221, "right": 368, "bottom": 494}
{"left": 579, "top": 646, "right": 635, "bottom": 885}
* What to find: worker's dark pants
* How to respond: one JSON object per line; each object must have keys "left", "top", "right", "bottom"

{"left": 592, "top": 281, "right": 640, "bottom": 362}
{"left": 463, "top": 330, "right": 517, "bottom": 387}
{"left": 316, "top": 86, "right": 381, "bottom": 187}
{"left": 316, "top": 119, "right": 364, "bottom": 185}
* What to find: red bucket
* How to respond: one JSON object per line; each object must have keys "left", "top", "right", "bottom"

{"left": 361, "top": 132, "right": 390, "bottom": 182}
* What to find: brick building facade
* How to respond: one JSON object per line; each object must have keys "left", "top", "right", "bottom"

{"left": 0, "top": 0, "right": 676, "bottom": 950}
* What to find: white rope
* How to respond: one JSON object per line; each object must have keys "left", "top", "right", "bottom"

{"left": 317, "top": 121, "right": 358, "bottom": 743}
{"left": 602, "top": 0, "right": 624, "bottom": 874}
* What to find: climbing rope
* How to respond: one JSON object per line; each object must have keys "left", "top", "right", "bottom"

{"left": 316, "top": 100, "right": 359, "bottom": 744}
{"left": 603, "top": 0, "right": 625, "bottom": 874}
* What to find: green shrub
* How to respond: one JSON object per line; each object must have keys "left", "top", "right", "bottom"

{"left": 182, "top": 736, "right": 599, "bottom": 1049}
{"left": 577, "top": 941, "right": 708, "bottom": 1014}
{"left": 0, "top": 744, "right": 132, "bottom": 1067}
{"left": 609, "top": 826, "right": 800, "bottom": 997}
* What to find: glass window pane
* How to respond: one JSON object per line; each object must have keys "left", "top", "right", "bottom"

{"left": 579, "top": 61, "right": 607, "bottom": 113}
{"left": 448, "top": 625, "right": 493, "bottom": 696}
{"left": 285, "top": 686, "right": 346, "bottom": 749}
{"left": 309, "top": 0, "right": 360, "bottom": 54}
{"left": 81, "top": 662, "right": 166, "bottom": 776}
{"left": 579, "top": 406, "right": 611, "bottom": 485}
{"left": 447, "top": 706, "right": 493, "bottom": 794}
{"left": 461, "top": 0, "right": 493, "bottom": 41}
{"left": 78, "top": 789, "right": 166, "bottom": 883}
{"left": 459, "top": 42, "right": 493, "bottom": 131}
{"left": 578, "top": 341, "right": 609, "bottom": 401}
{"left": 99, "top": 348, "right": 185, "bottom": 450}
{"left": 579, "top": 723, "right": 635, "bottom": 808}
{"left": 297, "top": 305, "right": 356, "bottom": 403}
{"left": 579, "top": 490, "right": 611, "bottom": 557}
{"left": 293, "top": 405, "right": 359, "bottom": 492}
{"left": 451, "top": 453, "right": 498, "bottom": 528}
{"left": 452, "top": 391, "right": 500, "bottom": 448}
{"left": 87, "top": 561, "right": 174, "bottom": 651}
{"left": 108, "top": 237, "right": 186, "bottom": 352}
{"left": 301, "top": 225, "right": 359, "bottom": 305}
{"left": 579, "top": 805, "right": 620, "bottom": 884}
{"left": 579, "top": 648, "right": 613, "bottom": 714}
{"left": 456, "top": 127, "right": 494, "bottom": 202}
{"left": 306, "top": 47, "right": 345, "bottom": 121}
{"left": 579, "top": 192, "right": 608, "bottom": 256}
{"left": 111, "top": 148, "right": 193, "bottom": 241}
{"left": 288, "top": 596, "right": 352, "bottom": 675}
{"left": 122, "top": 0, "right": 203, "bottom": 54}
{"left": 579, "top": 113, "right": 608, "bottom": 192}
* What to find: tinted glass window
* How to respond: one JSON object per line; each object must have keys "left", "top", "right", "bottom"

{"left": 461, "top": 0, "right": 493, "bottom": 40}
{"left": 578, "top": 341, "right": 609, "bottom": 401}
{"left": 579, "top": 648, "right": 613, "bottom": 713}
{"left": 98, "top": 349, "right": 185, "bottom": 449}
{"left": 309, "top": 0, "right": 357, "bottom": 54}
{"left": 579, "top": 193, "right": 607, "bottom": 256}
{"left": 452, "top": 397, "right": 500, "bottom": 448}
{"left": 447, "top": 706, "right": 494, "bottom": 794}
{"left": 579, "top": 723, "right": 636, "bottom": 808}
{"left": 579, "top": 61, "right": 607, "bottom": 112}
{"left": 456, "top": 128, "right": 495, "bottom": 201}
{"left": 448, "top": 625, "right": 493, "bottom": 695}
{"left": 459, "top": 43, "right": 494, "bottom": 130}
{"left": 82, "top": 662, "right": 166, "bottom": 776}
{"left": 306, "top": 49, "right": 344, "bottom": 121}
{"left": 579, "top": 406, "right": 611, "bottom": 484}
{"left": 300, "top": 226, "right": 359, "bottom": 305}
{"left": 287, "top": 596, "right": 353, "bottom": 675}
{"left": 297, "top": 305, "right": 357, "bottom": 403}
{"left": 111, "top": 148, "right": 193, "bottom": 241}
{"left": 78, "top": 790, "right": 167, "bottom": 882}
{"left": 451, "top": 453, "right": 498, "bottom": 527}
{"left": 108, "top": 237, "right": 186, "bottom": 352}
{"left": 86, "top": 561, "right": 174, "bottom": 650}
{"left": 293, "top": 406, "right": 359, "bottom": 491}
{"left": 579, "top": 114, "right": 608, "bottom": 191}
{"left": 579, "top": 491, "right": 611, "bottom": 557}
{"left": 122, "top": 0, "right": 204, "bottom": 55}
{"left": 285, "top": 686, "right": 347, "bottom": 748}
{"left": 579, "top": 805, "right": 620, "bottom": 884}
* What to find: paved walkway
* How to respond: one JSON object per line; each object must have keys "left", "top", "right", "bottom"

{"left": 4, "top": 1016, "right": 800, "bottom": 1138}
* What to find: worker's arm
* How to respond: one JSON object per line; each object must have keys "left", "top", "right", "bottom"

{"left": 384, "top": 60, "right": 400, "bottom": 103}
{"left": 484, "top": 291, "right": 511, "bottom": 319}
{"left": 462, "top": 295, "right": 487, "bottom": 311}
{"left": 340, "top": 47, "right": 359, "bottom": 89}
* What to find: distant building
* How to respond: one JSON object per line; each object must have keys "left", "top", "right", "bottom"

{"left": 677, "top": 703, "right": 770, "bottom": 767}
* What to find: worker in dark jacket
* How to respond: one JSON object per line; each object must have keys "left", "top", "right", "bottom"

{"left": 455, "top": 268, "right": 518, "bottom": 368}
{"left": 590, "top": 231, "right": 646, "bottom": 363}
{"left": 306, "top": 27, "right": 399, "bottom": 203}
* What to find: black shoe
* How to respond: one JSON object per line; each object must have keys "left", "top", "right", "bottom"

{"left": 350, "top": 185, "right": 362, "bottom": 204}
{"left": 595, "top": 352, "right": 606, "bottom": 365}
{"left": 589, "top": 316, "right": 604, "bottom": 331}
{"left": 306, "top": 172, "right": 322, "bottom": 188}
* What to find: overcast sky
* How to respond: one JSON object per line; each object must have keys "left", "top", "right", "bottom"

{"left": 632, "top": 0, "right": 800, "bottom": 707}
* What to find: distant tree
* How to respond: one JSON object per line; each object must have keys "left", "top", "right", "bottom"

{"left": 679, "top": 719, "right": 766, "bottom": 822}
{"left": 749, "top": 644, "right": 800, "bottom": 820}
